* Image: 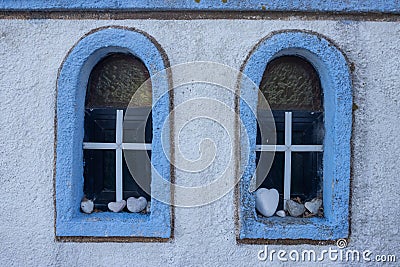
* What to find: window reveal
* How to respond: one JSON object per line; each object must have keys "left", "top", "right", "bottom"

{"left": 256, "top": 56, "right": 324, "bottom": 215}
{"left": 83, "top": 53, "right": 152, "bottom": 212}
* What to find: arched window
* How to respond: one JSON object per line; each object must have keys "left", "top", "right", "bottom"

{"left": 238, "top": 31, "right": 352, "bottom": 241}
{"left": 83, "top": 53, "right": 152, "bottom": 211}
{"left": 256, "top": 56, "right": 324, "bottom": 211}
{"left": 56, "top": 28, "right": 171, "bottom": 238}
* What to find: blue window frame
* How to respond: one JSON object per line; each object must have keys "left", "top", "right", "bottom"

{"left": 55, "top": 27, "right": 172, "bottom": 238}
{"left": 239, "top": 31, "right": 352, "bottom": 241}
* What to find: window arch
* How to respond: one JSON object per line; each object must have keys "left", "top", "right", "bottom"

{"left": 260, "top": 55, "right": 322, "bottom": 111}
{"left": 56, "top": 27, "right": 172, "bottom": 238}
{"left": 86, "top": 53, "right": 151, "bottom": 108}
{"left": 239, "top": 31, "right": 352, "bottom": 241}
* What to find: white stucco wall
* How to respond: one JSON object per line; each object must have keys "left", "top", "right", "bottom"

{"left": 0, "top": 19, "right": 399, "bottom": 266}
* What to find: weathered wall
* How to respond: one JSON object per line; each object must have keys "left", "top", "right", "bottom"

{"left": 0, "top": 19, "right": 399, "bottom": 266}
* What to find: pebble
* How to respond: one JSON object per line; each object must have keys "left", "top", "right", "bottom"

{"left": 305, "top": 198, "right": 322, "bottom": 214}
{"left": 286, "top": 199, "right": 306, "bottom": 217}
{"left": 108, "top": 200, "right": 126, "bottom": 212}
{"left": 276, "top": 210, "right": 286, "bottom": 217}
{"left": 80, "top": 198, "right": 94, "bottom": 214}
{"left": 127, "top": 196, "right": 147, "bottom": 213}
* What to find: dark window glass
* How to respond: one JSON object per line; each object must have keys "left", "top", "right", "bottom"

{"left": 83, "top": 53, "right": 152, "bottom": 211}
{"left": 257, "top": 56, "right": 324, "bottom": 209}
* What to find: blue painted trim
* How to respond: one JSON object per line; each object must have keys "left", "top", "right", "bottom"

{"left": 0, "top": 0, "right": 399, "bottom": 13}
{"left": 239, "top": 31, "right": 352, "bottom": 240}
{"left": 56, "top": 27, "right": 172, "bottom": 237}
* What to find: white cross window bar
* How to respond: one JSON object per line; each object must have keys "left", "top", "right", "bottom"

{"left": 83, "top": 109, "right": 152, "bottom": 202}
{"left": 255, "top": 112, "right": 323, "bottom": 210}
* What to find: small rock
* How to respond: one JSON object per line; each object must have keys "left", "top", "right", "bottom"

{"left": 286, "top": 199, "right": 306, "bottom": 217}
{"left": 146, "top": 201, "right": 151, "bottom": 213}
{"left": 255, "top": 188, "right": 279, "bottom": 217}
{"left": 276, "top": 210, "right": 286, "bottom": 217}
{"left": 80, "top": 198, "right": 94, "bottom": 214}
{"left": 305, "top": 198, "right": 322, "bottom": 214}
{"left": 108, "top": 200, "right": 126, "bottom": 212}
{"left": 127, "top": 196, "right": 147, "bottom": 213}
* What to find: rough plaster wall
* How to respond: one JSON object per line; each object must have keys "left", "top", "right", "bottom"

{"left": 0, "top": 19, "right": 399, "bottom": 266}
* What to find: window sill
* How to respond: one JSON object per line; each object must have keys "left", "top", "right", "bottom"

{"left": 56, "top": 202, "right": 171, "bottom": 238}
{"left": 239, "top": 215, "right": 346, "bottom": 240}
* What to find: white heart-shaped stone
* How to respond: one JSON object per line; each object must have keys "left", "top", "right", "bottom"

{"left": 108, "top": 200, "right": 126, "bottom": 213}
{"left": 305, "top": 198, "right": 322, "bottom": 214}
{"left": 127, "top": 197, "right": 147, "bottom": 213}
{"left": 80, "top": 198, "right": 94, "bottom": 214}
{"left": 255, "top": 188, "right": 279, "bottom": 217}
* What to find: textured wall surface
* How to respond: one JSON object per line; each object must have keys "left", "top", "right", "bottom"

{"left": 1, "top": 0, "right": 399, "bottom": 13}
{"left": 0, "top": 19, "right": 399, "bottom": 266}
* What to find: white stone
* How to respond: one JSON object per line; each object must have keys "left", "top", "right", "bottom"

{"left": 127, "top": 197, "right": 147, "bottom": 213}
{"left": 305, "top": 198, "right": 322, "bottom": 214}
{"left": 286, "top": 200, "right": 306, "bottom": 217}
{"left": 255, "top": 188, "right": 279, "bottom": 217}
{"left": 80, "top": 198, "right": 94, "bottom": 214}
{"left": 276, "top": 210, "right": 286, "bottom": 217}
{"left": 107, "top": 200, "right": 126, "bottom": 213}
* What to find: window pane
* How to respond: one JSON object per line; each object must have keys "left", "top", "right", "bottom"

{"left": 256, "top": 151, "right": 285, "bottom": 210}
{"left": 291, "top": 111, "right": 324, "bottom": 145}
{"left": 255, "top": 151, "right": 323, "bottom": 206}
{"left": 259, "top": 56, "right": 322, "bottom": 111}
{"left": 83, "top": 53, "right": 152, "bottom": 211}
{"left": 86, "top": 53, "right": 151, "bottom": 108}
{"left": 84, "top": 109, "right": 117, "bottom": 143}
{"left": 257, "top": 111, "right": 323, "bottom": 145}
{"left": 123, "top": 150, "right": 152, "bottom": 199}
{"left": 83, "top": 149, "right": 116, "bottom": 208}
{"left": 123, "top": 107, "right": 153, "bottom": 144}
{"left": 123, "top": 108, "right": 153, "bottom": 196}
{"left": 256, "top": 56, "right": 324, "bottom": 213}
{"left": 291, "top": 152, "right": 323, "bottom": 200}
